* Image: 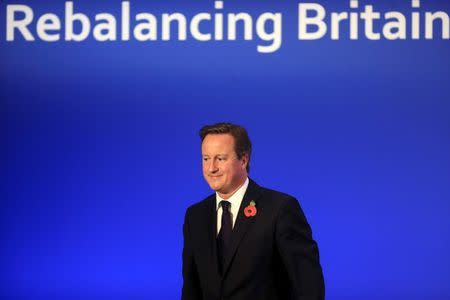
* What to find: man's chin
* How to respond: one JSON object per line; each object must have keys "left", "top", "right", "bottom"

{"left": 207, "top": 182, "right": 222, "bottom": 192}
{"left": 209, "top": 185, "right": 231, "bottom": 196}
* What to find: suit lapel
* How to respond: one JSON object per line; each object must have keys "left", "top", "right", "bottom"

{"left": 205, "top": 195, "right": 221, "bottom": 278}
{"left": 222, "top": 179, "right": 263, "bottom": 277}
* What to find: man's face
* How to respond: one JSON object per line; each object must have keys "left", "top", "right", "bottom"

{"left": 201, "top": 134, "right": 248, "bottom": 198}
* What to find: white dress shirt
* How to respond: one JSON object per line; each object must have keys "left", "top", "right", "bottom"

{"left": 215, "top": 177, "right": 249, "bottom": 235}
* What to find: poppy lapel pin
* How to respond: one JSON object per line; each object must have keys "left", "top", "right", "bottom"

{"left": 244, "top": 200, "right": 257, "bottom": 217}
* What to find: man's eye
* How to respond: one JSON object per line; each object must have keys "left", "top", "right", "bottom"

{"left": 218, "top": 157, "right": 225, "bottom": 161}
{"left": 203, "top": 158, "right": 209, "bottom": 162}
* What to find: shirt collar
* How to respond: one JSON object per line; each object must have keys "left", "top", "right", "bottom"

{"left": 216, "top": 177, "right": 249, "bottom": 210}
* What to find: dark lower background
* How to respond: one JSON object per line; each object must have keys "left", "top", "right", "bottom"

{"left": 2, "top": 0, "right": 450, "bottom": 299}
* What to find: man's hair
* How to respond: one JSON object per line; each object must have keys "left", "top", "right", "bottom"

{"left": 199, "top": 122, "right": 252, "bottom": 172}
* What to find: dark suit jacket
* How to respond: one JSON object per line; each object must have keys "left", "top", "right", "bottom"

{"left": 182, "top": 179, "right": 325, "bottom": 300}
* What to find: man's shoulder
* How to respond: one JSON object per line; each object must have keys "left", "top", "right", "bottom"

{"left": 260, "top": 185, "right": 295, "bottom": 200}
{"left": 245, "top": 179, "right": 299, "bottom": 211}
{"left": 258, "top": 184, "right": 299, "bottom": 208}
{"left": 257, "top": 184, "right": 308, "bottom": 224}
{"left": 185, "top": 193, "right": 215, "bottom": 217}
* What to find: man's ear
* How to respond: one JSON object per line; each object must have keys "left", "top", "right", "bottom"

{"left": 241, "top": 153, "right": 249, "bottom": 170}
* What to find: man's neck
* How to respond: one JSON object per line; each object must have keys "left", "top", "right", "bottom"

{"left": 218, "top": 177, "right": 248, "bottom": 200}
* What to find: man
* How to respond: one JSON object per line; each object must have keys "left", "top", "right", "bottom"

{"left": 182, "top": 122, "right": 325, "bottom": 300}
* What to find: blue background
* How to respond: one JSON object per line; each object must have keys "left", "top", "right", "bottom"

{"left": 2, "top": 0, "right": 450, "bottom": 299}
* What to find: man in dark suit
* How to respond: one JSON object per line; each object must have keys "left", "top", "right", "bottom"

{"left": 182, "top": 123, "right": 324, "bottom": 300}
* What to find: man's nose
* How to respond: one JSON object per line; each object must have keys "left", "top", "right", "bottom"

{"left": 208, "top": 159, "right": 219, "bottom": 173}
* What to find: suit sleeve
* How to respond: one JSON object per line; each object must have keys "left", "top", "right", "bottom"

{"left": 275, "top": 197, "right": 325, "bottom": 300}
{"left": 181, "top": 208, "right": 203, "bottom": 300}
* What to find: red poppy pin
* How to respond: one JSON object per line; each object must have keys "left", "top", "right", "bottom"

{"left": 244, "top": 200, "right": 257, "bottom": 217}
